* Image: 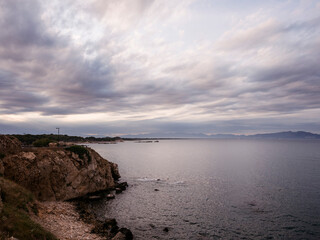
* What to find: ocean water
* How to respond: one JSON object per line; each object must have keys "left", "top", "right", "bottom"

{"left": 88, "top": 139, "right": 320, "bottom": 239}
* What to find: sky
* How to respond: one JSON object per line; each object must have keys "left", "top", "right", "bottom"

{"left": 0, "top": 0, "right": 320, "bottom": 137}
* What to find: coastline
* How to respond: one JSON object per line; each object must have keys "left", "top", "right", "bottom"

{"left": 0, "top": 135, "right": 132, "bottom": 240}
{"left": 31, "top": 183, "right": 131, "bottom": 240}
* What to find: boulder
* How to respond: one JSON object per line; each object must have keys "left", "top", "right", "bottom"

{"left": 112, "top": 232, "right": 126, "bottom": 240}
{"left": 115, "top": 182, "right": 128, "bottom": 191}
{"left": 48, "top": 142, "right": 57, "bottom": 147}
{"left": 2, "top": 146, "right": 120, "bottom": 201}
{"left": 107, "top": 193, "right": 115, "bottom": 199}
{"left": 118, "top": 228, "right": 133, "bottom": 240}
{"left": 112, "top": 228, "right": 133, "bottom": 240}
{"left": 115, "top": 188, "right": 122, "bottom": 194}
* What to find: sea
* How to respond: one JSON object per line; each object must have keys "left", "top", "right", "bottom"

{"left": 88, "top": 139, "right": 320, "bottom": 239}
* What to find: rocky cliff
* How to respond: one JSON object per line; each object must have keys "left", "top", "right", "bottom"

{"left": 0, "top": 135, "right": 120, "bottom": 201}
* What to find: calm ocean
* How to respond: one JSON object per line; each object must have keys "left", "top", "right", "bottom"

{"left": 88, "top": 139, "right": 320, "bottom": 239}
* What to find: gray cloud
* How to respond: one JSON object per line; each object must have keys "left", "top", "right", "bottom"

{"left": 0, "top": 0, "right": 319, "bottom": 135}
{"left": 0, "top": 0, "right": 54, "bottom": 47}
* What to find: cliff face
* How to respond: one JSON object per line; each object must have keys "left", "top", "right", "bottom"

{"left": 0, "top": 135, "right": 120, "bottom": 201}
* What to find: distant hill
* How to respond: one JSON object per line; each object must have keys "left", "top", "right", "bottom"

{"left": 122, "top": 131, "right": 320, "bottom": 139}
{"left": 6, "top": 131, "right": 320, "bottom": 144}
{"left": 244, "top": 131, "right": 320, "bottom": 139}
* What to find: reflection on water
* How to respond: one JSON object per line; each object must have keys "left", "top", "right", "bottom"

{"left": 89, "top": 139, "right": 320, "bottom": 239}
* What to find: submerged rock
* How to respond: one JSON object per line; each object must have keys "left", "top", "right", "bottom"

{"left": 163, "top": 227, "right": 169, "bottom": 232}
{"left": 149, "top": 223, "right": 155, "bottom": 229}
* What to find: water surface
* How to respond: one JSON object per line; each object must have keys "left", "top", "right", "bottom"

{"left": 89, "top": 139, "right": 320, "bottom": 239}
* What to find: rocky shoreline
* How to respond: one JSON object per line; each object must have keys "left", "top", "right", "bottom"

{"left": 0, "top": 135, "right": 132, "bottom": 239}
{"left": 71, "top": 182, "right": 132, "bottom": 240}
{"left": 31, "top": 184, "right": 132, "bottom": 240}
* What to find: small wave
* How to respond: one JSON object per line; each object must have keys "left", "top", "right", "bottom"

{"left": 136, "top": 177, "right": 162, "bottom": 182}
{"left": 170, "top": 181, "right": 186, "bottom": 185}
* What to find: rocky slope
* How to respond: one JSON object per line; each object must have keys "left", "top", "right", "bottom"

{"left": 0, "top": 135, "right": 120, "bottom": 201}
{"left": 0, "top": 135, "right": 21, "bottom": 155}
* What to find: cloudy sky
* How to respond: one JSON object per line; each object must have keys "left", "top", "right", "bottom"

{"left": 1, "top": 0, "right": 320, "bottom": 137}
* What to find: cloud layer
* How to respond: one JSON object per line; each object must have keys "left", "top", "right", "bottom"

{"left": 0, "top": 0, "right": 320, "bottom": 136}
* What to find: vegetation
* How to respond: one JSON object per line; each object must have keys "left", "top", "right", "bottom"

{"left": 32, "top": 138, "right": 51, "bottom": 147}
{"left": 0, "top": 153, "right": 5, "bottom": 159}
{"left": 0, "top": 177, "right": 57, "bottom": 240}
{"left": 66, "top": 145, "right": 91, "bottom": 163}
{"left": 12, "top": 134, "right": 122, "bottom": 146}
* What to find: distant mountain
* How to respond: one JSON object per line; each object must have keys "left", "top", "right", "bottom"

{"left": 123, "top": 131, "right": 320, "bottom": 139}
{"left": 245, "top": 131, "right": 320, "bottom": 139}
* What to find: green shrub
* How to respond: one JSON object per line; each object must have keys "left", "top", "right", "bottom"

{"left": 32, "top": 138, "right": 50, "bottom": 147}
{"left": 0, "top": 153, "right": 5, "bottom": 159}
{"left": 66, "top": 145, "right": 91, "bottom": 162}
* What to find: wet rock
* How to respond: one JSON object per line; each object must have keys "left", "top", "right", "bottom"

{"left": 88, "top": 195, "right": 102, "bottom": 200}
{"left": 107, "top": 193, "right": 115, "bottom": 199}
{"left": 118, "top": 228, "right": 133, "bottom": 240}
{"left": 115, "top": 188, "right": 123, "bottom": 194}
{"left": 115, "top": 182, "right": 128, "bottom": 191}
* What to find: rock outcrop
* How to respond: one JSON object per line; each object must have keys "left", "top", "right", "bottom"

{"left": 1, "top": 135, "right": 120, "bottom": 201}
{"left": 0, "top": 134, "right": 21, "bottom": 154}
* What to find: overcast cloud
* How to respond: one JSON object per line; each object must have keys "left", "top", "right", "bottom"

{"left": 0, "top": 0, "right": 319, "bottom": 136}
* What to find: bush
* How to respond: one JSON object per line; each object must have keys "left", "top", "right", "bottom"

{"left": 32, "top": 138, "right": 51, "bottom": 147}
{"left": 65, "top": 145, "right": 91, "bottom": 162}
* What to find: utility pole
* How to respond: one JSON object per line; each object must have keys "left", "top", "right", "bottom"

{"left": 56, "top": 128, "right": 60, "bottom": 144}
